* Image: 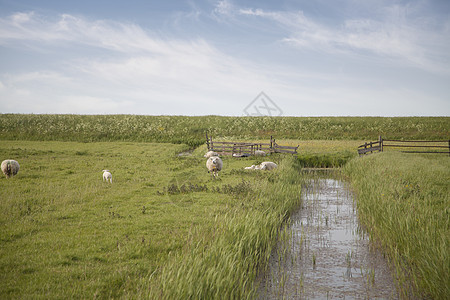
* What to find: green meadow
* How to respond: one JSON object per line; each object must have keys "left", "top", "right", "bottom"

{"left": 0, "top": 114, "right": 449, "bottom": 299}
{"left": 0, "top": 140, "right": 302, "bottom": 298}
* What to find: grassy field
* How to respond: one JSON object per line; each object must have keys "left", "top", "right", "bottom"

{"left": 0, "top": 141, "right": 190, "bottom": 297}
{"left": 0, "top": 140, "right": 302, "bottom": 298}
{"left": 344, "top": 153, "right": 449, "bottom": 299}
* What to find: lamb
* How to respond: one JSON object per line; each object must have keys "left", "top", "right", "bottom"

{"left": 254, "top": 150, "right": 266, "bottom": 157}
{"left": 1, "top": 159, "right": 20, "bottom": 178}
{"left": 206, "top": 156, "right": 223, "bottom": 178}
{"left": 204, "top": 151, "right": 219, "bottom": 158}
{"left": 102, "top": 170, "right": 112, "bottom": 183}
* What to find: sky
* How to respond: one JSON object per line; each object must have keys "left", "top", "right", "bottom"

{"left": 0, "top": 0, "right": 449, "bottom": 116}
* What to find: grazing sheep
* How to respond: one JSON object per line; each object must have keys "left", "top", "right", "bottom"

{"left": 102, "top": 170, "right": 112, "bottom": 183}
{"left": 254, "top": 150, "right": 266, "bottom": 157}
{"left": 204, "top": 151, "right": 219, "bottom": 158}
{"left": 260, "top": 162, "right": 278, "bottom": 171}
{"left": 1, "top": 159, "right": 20, "bottom": 178}
{"left": 206, "top": 156, "right": 223, "bottom": 178}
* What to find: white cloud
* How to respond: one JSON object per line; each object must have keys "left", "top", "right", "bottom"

{"left": 0, "top": 12, "right": 287, "bottom": 114}
{"left": 236, "top": 3, "right": 450, "bottom": 74}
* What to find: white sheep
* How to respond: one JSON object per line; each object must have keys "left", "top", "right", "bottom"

{"left": 102, "top": 170, "right": 112, "bottom": 183}
{"left": 204, "top": 151, "right": 219, "bottom": 158}
{"left": 260, "top": 162, "right": 278, "bottom": 171}
{"left": 1, "top": 159, "right": 20, "bottom": 178}
{"left": 254, "top": 150, "right": 266, "bottom": 157}
{"left": 244, "top": 162, "right": 277, "bottom": 171}
{"left": 206, "top": 156, "right": 223, "bottom": 178}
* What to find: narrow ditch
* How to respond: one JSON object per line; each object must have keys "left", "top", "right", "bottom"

{"left": 258, "top": 175, "right": 399, "bottom": 299}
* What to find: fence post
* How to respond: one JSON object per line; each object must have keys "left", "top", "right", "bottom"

{"left": 379, "top": 135, "right": 383, "bottom": 152}
{"left": 205, "top": 132, "right": 210, "bottom": 150}
{"left": 448, "top": 140, "right": 450, "bottom": 157}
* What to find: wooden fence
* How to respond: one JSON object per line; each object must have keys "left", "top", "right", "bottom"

{"left": 206, "top": 133, "right": 298, "bottom": 156}
{"left": 358, "top": 136, "right": 450, "bottom": 156}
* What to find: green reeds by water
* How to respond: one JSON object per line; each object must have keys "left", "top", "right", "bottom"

{"left": 344, "top": 152, "right": 449, "bottom": 299}
{"left": 145, "top": 156, "right": 303, "bottom": 299}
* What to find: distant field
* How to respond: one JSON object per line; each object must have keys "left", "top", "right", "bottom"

{"left": 1, "top": 114, "right": 448, "bottom": 146}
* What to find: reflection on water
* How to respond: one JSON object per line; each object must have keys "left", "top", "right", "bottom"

{"left": 258, "top": 178, "right": 398, "bottom": 299}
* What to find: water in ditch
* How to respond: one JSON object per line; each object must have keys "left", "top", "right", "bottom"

{"left": 258, "top": 176, "right": 399, "bottom": 299}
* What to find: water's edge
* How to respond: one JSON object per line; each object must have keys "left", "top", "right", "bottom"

{"left": 258, "top": 177, "right": 398, "bottom": 299}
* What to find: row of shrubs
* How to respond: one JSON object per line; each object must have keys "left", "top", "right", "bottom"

{"left": 1, "top": 114, "right": 448, "bottom": 147}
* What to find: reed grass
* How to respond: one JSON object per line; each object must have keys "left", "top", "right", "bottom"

{"left": 1, "top": 114, "right": 448, "bottom": 147}
{"left": 344, "top": 152, "right": 449, "bottom": 299}
{"left": 144, "top": 156, "right": 303, "bottom": 299}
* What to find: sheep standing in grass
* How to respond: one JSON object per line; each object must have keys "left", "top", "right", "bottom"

{"left": 204, "top": 151, "right": 219, "bottom": 158}
{"left": 1, "top": 159, "right": 20, "bottom": 178}
{"left": 206, "top": 156, "right": 223, "bottom": 178}
{"left": 102, "top": 170, "right": 112, "bottom": 183}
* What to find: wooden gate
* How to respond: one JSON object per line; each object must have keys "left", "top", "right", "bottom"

{"left": 358, "top": 136, "right": 450, "bottom": 156}
{"left": 206, "top": 133, "right": 298, "bottom": 156}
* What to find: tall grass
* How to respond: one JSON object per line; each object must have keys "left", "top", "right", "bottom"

{"left": 296, "top": 151, "right": 355, "bottom": 168}
{"left": 144, "top": 156, "right": 303, "bottom": 299}
{"left": 344, "top": 153, "right": 449, "bottom": 299}
{"left": 1, "top": 114, "right": 448, "bottom": 146}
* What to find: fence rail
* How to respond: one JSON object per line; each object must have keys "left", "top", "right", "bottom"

{"left": 206, "top": 133, "right": 298, "bottom": 156}
{"left": 358, "top": 136, "right": 450, "bottom": 156}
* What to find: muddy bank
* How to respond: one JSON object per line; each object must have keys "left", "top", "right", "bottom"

{"left": 258, "top": 178, "right": 398, "bottom": 299}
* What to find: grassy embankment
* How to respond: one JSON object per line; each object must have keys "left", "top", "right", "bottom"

{"left": 344, "top": 153, "right": 449, "bottom": 299}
